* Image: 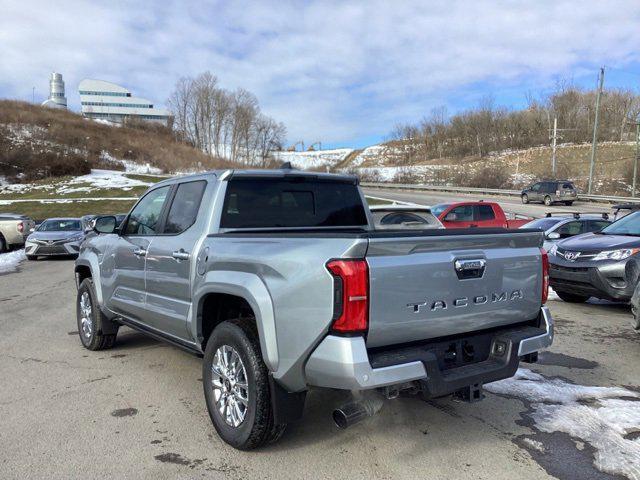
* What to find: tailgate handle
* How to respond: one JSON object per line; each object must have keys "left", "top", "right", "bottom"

{"left": 454, "top": 259, "right": 486, "bottom": 280}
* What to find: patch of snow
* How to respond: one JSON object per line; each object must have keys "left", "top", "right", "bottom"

{"left": 487, "top": 368, "right": 640, "bottom": 479}
{"left": 272, "top": 149, "right": 353, "bottom": 169}
{"left": 522, "top": 438, "right": 546, "bottom": 453}
{"left": 119, "top": 159, "right": 163, "bottom": 175}
{"left": 0, "top": 249, "right": 26, "bottom": 274}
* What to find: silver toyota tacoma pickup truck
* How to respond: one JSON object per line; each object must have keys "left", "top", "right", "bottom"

{"left": 74, "top": 168, "right": 553, "bottom": 449}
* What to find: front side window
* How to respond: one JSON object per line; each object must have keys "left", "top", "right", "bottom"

{"left": 124, "top": 186, "right": 170, "bottom": 235}
{"left": 530, "top": 183, "right": 541, "bottom": 192}
{"left": 448, "top": 205, "right": 473, "bottom": 221}
{"left": 164, "top": 181, "right": 207, "bottom": 234}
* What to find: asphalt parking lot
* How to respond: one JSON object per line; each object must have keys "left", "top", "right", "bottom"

{"left": 1, "top": 253, "right": 639, "bottom": 480}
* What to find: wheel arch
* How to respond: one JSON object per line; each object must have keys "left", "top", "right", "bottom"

{"left": 74, "top": 258, "right": 104, "bottom": 305}
{"left": 194, "top": 271, "right": 278, "bottom": 372}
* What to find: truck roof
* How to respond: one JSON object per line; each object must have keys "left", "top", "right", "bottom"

{"left": 151, "top": 168, "right": 359, "bottom": 187}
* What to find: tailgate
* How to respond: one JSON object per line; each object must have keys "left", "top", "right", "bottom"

{"left": 365, "top": 230, "right": 543, "bottom": 348}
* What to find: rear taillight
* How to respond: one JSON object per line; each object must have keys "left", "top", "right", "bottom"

{"left": 541, "top": 248, "right": 549, "bottom": 304}
{"left": 556, "top": 190, "right": 560, "bottom": 196}
{"left": 326, "top": 259, "right": 369, "bottom": 334}
{"left": 17, "top": 221, "right": 24, "bottom": 233}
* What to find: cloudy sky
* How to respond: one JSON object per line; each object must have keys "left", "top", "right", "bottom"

{"left": 1, "top": 0, "right": 640, "bottom": 148}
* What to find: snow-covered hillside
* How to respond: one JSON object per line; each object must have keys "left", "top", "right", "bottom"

{"left": 271, "top": 149, "right": 353, "bottom": 169}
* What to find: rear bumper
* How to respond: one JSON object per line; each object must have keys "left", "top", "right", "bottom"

{"left": 304, "top": 307, "right": 553, "bottom": 391}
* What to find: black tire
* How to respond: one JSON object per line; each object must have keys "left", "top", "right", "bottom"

{"left": 0, "top": 235, "right": 6, "bottom": 253}
{"left": 555, "top": 290, "right": 590, "bottom": 303}
{"left": 521, "top": 194, "right": 529, "bottom": 204}
{"left": 202, "top": 319, "right": 286, "bottom": 450}
{"left": 632, "top": 305, "right": 640, "bottom": 331}
{"left": 565, "top": 201, "right": 574, "bottom": 206}
{"left": 544, "top": 195, "right": 553, "bottom": 206}
{"left": 76, "top": 278, "right": 118, "bottom": 350}
{"left": 26, "top": 255, "right": 37, "bottom": 261}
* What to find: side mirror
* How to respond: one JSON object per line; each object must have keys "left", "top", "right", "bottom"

{"left": 546, "top": 231, "right": 560, "bottom": 240}
{"left": 444, "top": 212, "right": 457, "bottom": 221}
{"left": 93, "top": 215, "right": 117, "bottom": 234}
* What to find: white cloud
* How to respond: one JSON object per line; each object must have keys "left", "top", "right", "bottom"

{"left": 1, "top": 0, "right": 639, "bottom": 145}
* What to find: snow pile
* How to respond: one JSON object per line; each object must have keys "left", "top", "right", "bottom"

{"left": 119, "top": 159, "right": 163, "bottom": 175}
{"left": 0, "top": 249, "right": 26, "bottom": 274}
{"left": 58, "top": 170, "right": 154, "bottom": 194}
{"left": 487, "top": 368, "right": 640, "bottom": 479}
{"left": 271, "top": 149, "right": 353, "bottom": 169}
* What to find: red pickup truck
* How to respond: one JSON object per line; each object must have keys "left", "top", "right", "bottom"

{"left": 431, "top": 201, "right": 532, "bottom": 229}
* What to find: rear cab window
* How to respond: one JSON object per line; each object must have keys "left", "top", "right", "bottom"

{"left": 220, "top": 176, "right": 368, "bottom": 229}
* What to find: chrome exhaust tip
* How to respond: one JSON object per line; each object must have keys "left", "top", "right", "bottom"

{"left": 332, "top": 396, "right": 383, "bottom": 429}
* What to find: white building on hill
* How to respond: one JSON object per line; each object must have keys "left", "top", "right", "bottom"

{"left": 41, "top": 72, "right": 67, "bottom": 109}
{"left": 78, "top": 79, "right": 171, "bottom": 126}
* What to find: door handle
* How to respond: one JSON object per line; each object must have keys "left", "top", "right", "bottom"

{"left": 172, "top": 249, "right": 190, "bottom": 261}
{"left": 132, "top": 248, "right": 147, "bottom": 257}
{"left": 470, "top": 224, "right": 478, "bottom": 228}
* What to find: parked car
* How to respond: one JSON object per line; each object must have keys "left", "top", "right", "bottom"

{"left": 612, "top": 203, "right": 640, "bottom": 220}
{"left": 0, "top": 213, "right": 35, "bottom": 252}
{"left": 521, "top": 180, "right": 577, "bottom": 206}
{"left": 548, "top": 210, "right": 640, "bottom": 303}
{"left": 369, "top": 204, "right": 443, "bottom": 229}
{"left": 431, "top": 201, "right": 532, "bottom": 229}
{"left": 520, "top": 212, "right": 611, "bottom": 250}
{"left": 25, "top": 218, "right": 85, "bottom": 260}
{"left": 75, "top": 168, "right": 552, "bottom": 449}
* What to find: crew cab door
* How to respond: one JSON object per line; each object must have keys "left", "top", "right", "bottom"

{"left": 110, "top": 185, "right": 171, "bottom": 320}
{"left": 473, "top": 204, "right": 502, "bottom": 228}
{"left": 144, "top": 180, "right": 207, "bottom": 340}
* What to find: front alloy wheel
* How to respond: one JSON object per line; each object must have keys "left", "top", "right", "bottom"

{"left": 79, "top": 291, "right": 93, "bottom": 340}
{"left": 211, "top": 345, "right": 249, "bottom": 427}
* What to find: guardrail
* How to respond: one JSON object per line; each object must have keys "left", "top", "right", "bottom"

{"left": 361, "top": 183, "right": 640, "bottom": 205}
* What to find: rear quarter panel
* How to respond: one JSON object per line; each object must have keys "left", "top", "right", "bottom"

{"left": 193, "top": 234, "right": 368, "bottom": 392}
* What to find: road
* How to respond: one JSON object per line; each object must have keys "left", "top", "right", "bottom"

{"left": 363, "top": 188, "right": 616, "bottom": 219}
{"left": 1, "top": 259, "right": 639, "bottom": 480}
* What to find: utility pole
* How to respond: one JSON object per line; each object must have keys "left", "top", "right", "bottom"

{"left": 588, "top": 67, "right": 605, "bottom": 194}
{"left": 551, "top": 117, "right": 558, "bottom": 177}
{"left": 634, "top": 121, "right": 640, "bottom": 198}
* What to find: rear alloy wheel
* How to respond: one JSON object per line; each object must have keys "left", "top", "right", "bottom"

{"left": 544, "top": 195, "right": 553, "bottom": 206}
{"left": 521, "top": 194, "right": 529, "bottom": 204}
{"left": 556, "top": 291, "right": 590, "bottom": 303}
{"left": 203, "top": 320, "right": 286, "bottom": 450}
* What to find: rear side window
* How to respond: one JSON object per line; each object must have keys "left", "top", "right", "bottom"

{"left": 164, "top": 180, "right": 207, "bottom": 234}
{"left": 475, "top": 205, "right": 495, "bottom": 221}
{"left": 562, "top": 183, "right": 574, "bottom": 189}
{"left": 221, "top": 177, "right": 368, "bottom": 229}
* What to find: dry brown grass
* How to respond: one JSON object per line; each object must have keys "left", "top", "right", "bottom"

{"left": 0, "top": 100, "right": 237, "bottom": 181}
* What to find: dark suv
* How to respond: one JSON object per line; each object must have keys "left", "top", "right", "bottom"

{"left": 548, "top": 210, "right": 640, "bottom": 303}
{"left": 521, "top": 181, "right": 577, "bottom": 206}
